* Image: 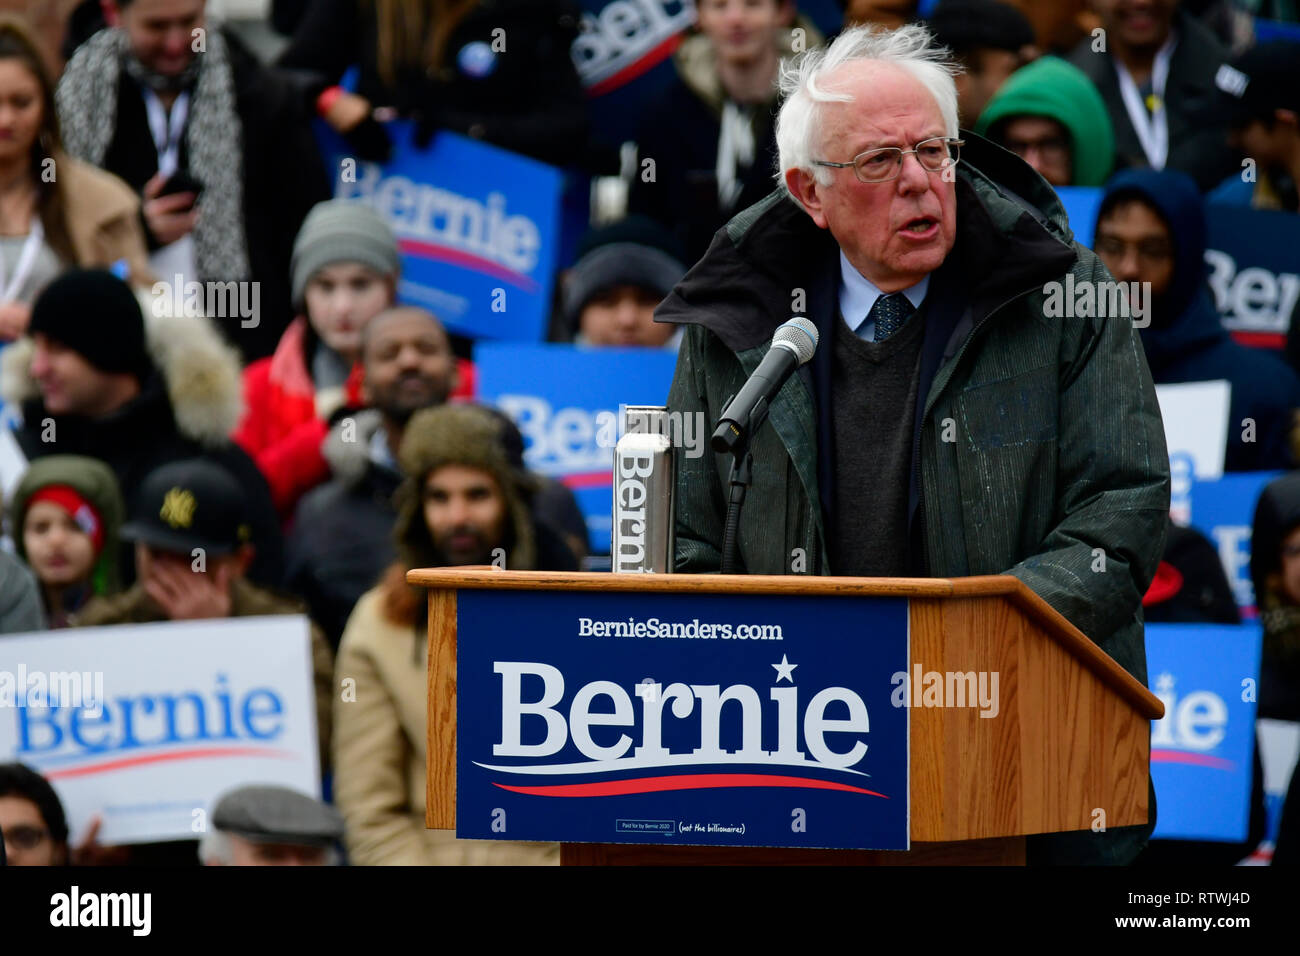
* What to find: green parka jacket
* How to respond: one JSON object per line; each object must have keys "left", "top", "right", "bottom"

{"left": 661, "top": 135, "right": 1170, "bottom": 864}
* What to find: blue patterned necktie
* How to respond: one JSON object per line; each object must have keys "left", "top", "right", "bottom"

{"left": 869, "top": 292, "right": 915, "bottom": 342}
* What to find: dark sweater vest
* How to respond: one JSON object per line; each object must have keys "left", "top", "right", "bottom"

{"left": 828, "top": 303, "right": 925, "bottom": 576}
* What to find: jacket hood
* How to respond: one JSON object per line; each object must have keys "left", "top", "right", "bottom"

{"left": 268, "top": 317, "right": 317, "bottom": 399}
{"left": 1, "top": 289, "right": 244, "bottom": 446}
{"left": 974, "top": 56, "right": 1115, "bottom": 187}
{"left": 1251, "top": 472, "right": 1300, "bottom": 604}
{"left": 7, "top": 454, "right": 125, "bottom": 593}
{"left": 392, "top": 404, "right": 539, "bottom": 572}
{"left": 1138, "top": 288, "right": 1228, "bottom": 371}
{"left": 674, "top": 16, "right": 825, "bottom": 113}
{"left": 1101, "top": 167, "right": 1208, "bottom": 327}
{"left": 656, "top": 131, "right": 1078, "bottom": 352}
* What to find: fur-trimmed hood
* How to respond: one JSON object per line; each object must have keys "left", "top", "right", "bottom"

{"left": 392, "top": 404, "right": 539, "bottom": 572}
{"left": 1, "top": 288, "right": 244, "bottom": 446}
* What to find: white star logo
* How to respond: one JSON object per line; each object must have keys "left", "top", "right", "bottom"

{"left": 772, "top": 655, "right": 797, "bottom": 683}
{"left": 1155, "top": 672, "right": 1175, "bottom": 694}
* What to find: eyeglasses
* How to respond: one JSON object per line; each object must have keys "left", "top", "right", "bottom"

{"left": 813, "top": 137, "right": 963, "bottom": 183}
{"left": 1003, "top": 134, "right": 1070, "bottom": 163}
{"left": 3, "top": 824, "right": 49, "bottom": 850}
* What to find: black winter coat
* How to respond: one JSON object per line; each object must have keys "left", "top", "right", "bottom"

{"left": 15, "top": 377, "right": 284, "bottom": 591}
{"left": 628, "top": 78, "right": 780, "bottom": 266}
{"left": 287, "top": 414, "right": 587, "bottom": 649}
{"left": 288, "top": 458, "right": 404, "bottom": 651}
{"left": 1067, "top": 8, "right": 1239, "bottom": 192}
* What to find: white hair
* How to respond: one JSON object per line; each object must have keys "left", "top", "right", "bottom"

{"left": 199, "top": 828, "right": 233, "bottom": 865}
{"left": 198, "top": 828, "right": 341, "bottom": 866}
{"left": 775, "top": 23, "right": 963, "bottom": 195}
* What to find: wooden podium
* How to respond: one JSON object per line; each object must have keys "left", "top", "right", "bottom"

{"left": 408, "top": 568, "right": 1164, "bottom": 866}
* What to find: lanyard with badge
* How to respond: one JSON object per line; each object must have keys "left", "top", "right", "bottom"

{"left": 141, "top": 87, "right": 197, "bottom": 282}
{"left": 141, "top": 87, "right": 190, "bottom": 178}
{"left": 1114, "top": 36, "right": 1176, "bottom": 170}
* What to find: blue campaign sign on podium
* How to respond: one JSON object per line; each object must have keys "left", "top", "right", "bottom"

{"left": 1146, "top": 623, "right": 1262, "bottom": 842}
{"left": 319, "top": 121, "right": 564, "bottom": 342}
{"left": 455, "top": 589, "right": 910, "bottom": 849}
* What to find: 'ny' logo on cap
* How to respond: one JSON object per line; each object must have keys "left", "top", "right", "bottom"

{"left": 160, "top": 487, "right": 197, "bottom": 529}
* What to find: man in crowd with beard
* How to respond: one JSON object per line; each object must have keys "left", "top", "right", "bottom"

{"left": 287, "top": 307, "right": 586, "bottom": 648}
{"left": 286, "top": 306, "right": 459, "bottom": 649}
{"left": 332, "top": 402, "right": 574, "bottom": 865}
{"left": 402, "top": 405, "right": 580, "bottom": 573}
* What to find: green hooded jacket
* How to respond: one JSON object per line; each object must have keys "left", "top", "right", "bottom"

{"left": 659, "top": 133, "right": 1170, "bottom": 864}
{"left": 9, "top": 455, "right": 125, "bottom": 596}
{"left": 975, "top": 56, "right": 1116, "bottom": 187}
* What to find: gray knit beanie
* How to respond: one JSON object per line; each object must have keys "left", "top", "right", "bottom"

{"left": 290, "top": 200, "right": 401, "bottom": 309}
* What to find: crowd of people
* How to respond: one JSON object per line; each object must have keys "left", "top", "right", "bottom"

{"left": 0, "top": 0, "right": 1298, "bottom": 866}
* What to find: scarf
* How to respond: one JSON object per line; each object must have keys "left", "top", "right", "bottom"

{"left": 716, "top": 101, "right": 756, "bottom": 211}
{"left": 123, "top": 48, "right": 201, "bottom": 94}
{"left": 56, "top": 27, "right": 251, "bottom": 284}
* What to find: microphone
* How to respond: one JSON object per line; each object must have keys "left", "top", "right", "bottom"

{"left": 711, "top": 317, "right": 819, "bottom": 455}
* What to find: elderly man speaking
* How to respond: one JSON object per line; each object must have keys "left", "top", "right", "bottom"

{"left": 661, "top": 24, "right": 1170, "bottom": 865}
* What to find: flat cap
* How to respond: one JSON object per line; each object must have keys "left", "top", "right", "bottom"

{"left": 211, "top": 785, "right": 344, "bottom": 847}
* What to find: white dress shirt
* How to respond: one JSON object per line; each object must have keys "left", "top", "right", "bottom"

{"left": 838, "top": 249, "right": 930, "bottom": 341}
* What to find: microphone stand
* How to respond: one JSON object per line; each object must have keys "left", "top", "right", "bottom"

{"left": 714, "top": 398, "right": 769, "bottom": 574}
{"left": 720, "top": 447, "right": 753, "bottom": 574}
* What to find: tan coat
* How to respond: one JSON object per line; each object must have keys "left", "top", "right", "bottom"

{"left": 56, "top": 152, "right": 154, "bottom": 285}
{"left": 334, "top": 586, "right": 559, "bottom": 866}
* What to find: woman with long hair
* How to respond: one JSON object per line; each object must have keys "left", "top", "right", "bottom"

{"left": 0, "top": 15, "right": 150, "bottom": 342}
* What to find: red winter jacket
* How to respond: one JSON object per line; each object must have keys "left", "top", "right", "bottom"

{"left": 233, "top": 318, "right": 476, "bottom": 517}
{"left": 233, "top": 319, "right": 360, "bottom": 517}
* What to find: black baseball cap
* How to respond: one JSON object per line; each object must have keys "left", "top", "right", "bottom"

{"left": 1213, "top": 40, "right": 1300, "bottom": 129}
{"left": 121, "top": 459, "right": 251, "bottom": 556}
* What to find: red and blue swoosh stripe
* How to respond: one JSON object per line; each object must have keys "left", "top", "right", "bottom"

{"left": 493, "top": 772, "right": 889, "bottom": 798}
{"left": 31, "top": 746, "right": 296, "bottom": 780}
{"left": 1151, "top": 749, "right": 1234, "bottom": 770}
{"left": 398, "top": 238, "right": 538, "bottom": 293}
